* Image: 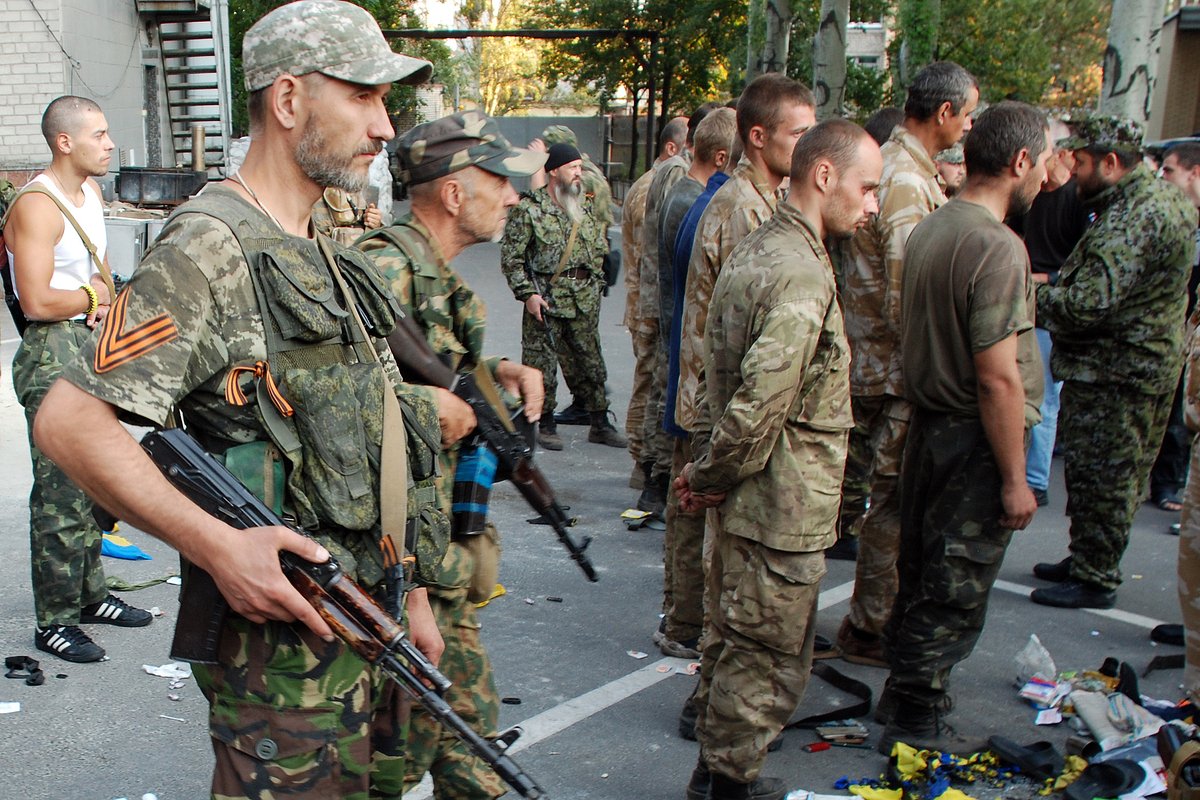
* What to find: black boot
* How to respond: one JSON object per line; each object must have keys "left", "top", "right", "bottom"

{"left": 877, "top": 698, "right": 986, "bottom": 755}
{"left": 554, "top": 397, "right": 590, "bottom": 425}
{"left": 637, "top": 464, "right": 668, "bottom": 515}
{"left": 588, "top": 410, "right": 628, "bottom": 448}
{"left": 685, "top": 759, "right": 711, "bottom": 800}
{"left": 539, "top": 420, "right": 563, "bottom": 451}
{"left": 709, "top": 772, "right": 787, "bottom": 800}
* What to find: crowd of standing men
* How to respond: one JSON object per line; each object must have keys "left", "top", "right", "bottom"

{"left": 4, "top": 0, "right": 1200, "bottom": 798}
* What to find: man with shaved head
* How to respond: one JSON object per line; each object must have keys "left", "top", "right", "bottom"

{"left": 5, "top": 95, "right": 153, "bottom": 664}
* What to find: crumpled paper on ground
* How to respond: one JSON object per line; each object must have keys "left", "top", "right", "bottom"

{"left": 1070, "top": 690, "right": 1165, "bottom": 750}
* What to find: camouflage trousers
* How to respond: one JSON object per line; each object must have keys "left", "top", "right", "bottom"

{"left": 521, "top": 306, "right": 608, "bottom": 416}
{"left": 625, "top": 322, "right": 659, "bottom": 466}
{"left": 194, "top": 614, "right": 408, "bottom": 799}
{"left": 1060, "top": 381, "right": 1173, "bottom": 590}
{"left": 885, "top": 411, "right": 1016, "bottom": 709}
{"left": 838, "top": 402, "right": 872, "bottom": 539}
{"left": 662, "top": 434, "right": 706, "bottom": 642}
{"left": 694, "top": 517, "right": 824, "bottom": 783}
{"left": 11, "top": 321, "right": 107, "bottom": 627}
{"left": 846, "top": 394, "right": 912, "bottom": 637}
{"left": 640, "top": 345, "right": 673, "bottom": 480}
{"left": 1178, "top": 440, "right": 1200, "bottom": 705}
{"left": 404, "top": 541, "right": 504, "bottom": 799}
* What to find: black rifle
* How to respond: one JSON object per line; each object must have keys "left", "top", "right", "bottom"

{"left": 141, "top": 428, "right": 548, "bottom": 800}
{"left": 384, "top": 309, "right": 598, "bottom": 583}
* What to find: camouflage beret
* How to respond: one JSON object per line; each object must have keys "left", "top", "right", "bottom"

{"left": 243, "top": 0, "right": 431, "bottom": 92}
{"left": 1058, "top": 114, "right": 1144, "bottom": 153}
{"left": 935, "top": 143, "right": 964, "bottom": 164}
{"left": 396, "top": 110, "right": 546, "bottom": 186}
{"left": 541, "top": 125, "right": 579, "bottom": 148}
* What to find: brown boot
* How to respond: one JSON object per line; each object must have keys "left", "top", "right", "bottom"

{"left": 539, "top": 420, "right": 563, "bottom": 451}
{"left": 836, "top": 617, "right": 887, "bottom": 667}
{"left": 588, "top": 411, "right": 628, "bottom": 448}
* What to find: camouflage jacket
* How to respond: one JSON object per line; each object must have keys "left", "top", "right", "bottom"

{"left": 639, "top": 153, "right": 690, "bottom": 323}
{"left": 500, "top": 187, "right": 608, "bottom": 320}
{"left": 1037, "top": 164, "right": 1199, "bottom": 394}
{"left": 690, "top": 202, "right": 852, "bottom": 552}
{"left": 60, "top": 185, "right": 441, "bottom": 590}
{"left": 676, "top": 157, "right": 778, "bottom": 431}
{"left": 622, "top": 165, "right": 658, "bottom": 332}
{"left": 840, "top": 126, "right": 947, "bottom": 398}
{"left": 357, "top": 214, "right": 503, "bottom": 514}
{"left": 582, "top": 156, "right": 614, "bottom": 230}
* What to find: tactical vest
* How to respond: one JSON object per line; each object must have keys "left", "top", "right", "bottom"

{"left": 161, "top": 186, "right": 447, "bottom": 585}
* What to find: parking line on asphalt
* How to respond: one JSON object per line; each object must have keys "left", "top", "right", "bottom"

{"left": 406, "top": 580, "right": 859, "bottom": 799}
{"left": 992, "top": 579, "right": 1165, "bottom": 629}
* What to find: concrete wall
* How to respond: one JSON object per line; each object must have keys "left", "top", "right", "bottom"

{"left": 0, "top": 0, "right": 172, "bottom": 177}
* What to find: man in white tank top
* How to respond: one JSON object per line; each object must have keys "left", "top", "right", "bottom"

{"left": 5, "top": 95, "right": 152, "bottom": 663}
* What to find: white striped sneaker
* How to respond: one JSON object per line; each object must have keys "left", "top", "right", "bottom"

{"left": 34, "top": 625, "right": 105, "bottom": 663}
{"left": 80, "top": 594, "right": 153, "bottom": 627}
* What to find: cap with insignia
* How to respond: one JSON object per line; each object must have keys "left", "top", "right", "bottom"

{"left": 395, "top": 110, "right": 547, "bottom": 186}
{"left": 1057, "top": 114, "right": 1144, "bottom": 153}
{"left": 243, "top": 0, "right": 432, "bottom": 92}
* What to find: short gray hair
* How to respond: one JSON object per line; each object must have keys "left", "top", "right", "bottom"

{"left": 905, "top": 62, "right": 978, "bottom": 121}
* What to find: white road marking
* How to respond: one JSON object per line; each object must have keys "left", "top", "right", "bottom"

{"left": 992, "top": 579, "right": 1165, "bottom": 629}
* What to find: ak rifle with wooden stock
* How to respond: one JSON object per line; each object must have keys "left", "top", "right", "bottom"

{"left": 140, "top": 428, "right": 548, "bottom": 800}
{"left": 384, "top": 308, "right": 598, "bottom": 583}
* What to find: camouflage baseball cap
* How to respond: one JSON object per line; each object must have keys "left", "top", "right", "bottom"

{"left": 935, "top": 143, "right": 964, "bottom": 164}
{"left": 1058, "top": 114, "right": 1144, "bottom": 153}
{"left": 395, "top": 110, "right": 547, "bottom": 186}
{"left": 542, "top": 125, "right": 579, "bottom": 148}
{"left": 243, "top": 0, "right": 432, "bottom": 92}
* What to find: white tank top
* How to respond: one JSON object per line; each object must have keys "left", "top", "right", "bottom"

{"left": 6, "top": 174, "right": 107, "bottom": 317}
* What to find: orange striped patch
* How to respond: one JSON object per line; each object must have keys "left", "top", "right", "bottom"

{"left": 94, "top": 289, "right": 178, "bottom": 374}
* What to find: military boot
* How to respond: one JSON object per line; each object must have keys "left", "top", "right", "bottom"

{"left": 588, "top": 411, "right": 628, "bottom": 448}
{"left": 539, "top": 420, "right": 563, "bottom": 451}
{"left": 709, "top": 772, "right": 787, "bottom": 800}
{"left": 877, "top": 698, "right": 986, "bottom": 756}
{"left": 685, "top": 759, "right": 711, "bottom": 800}
{"left": 637, "top": 463, "right": 668, "bottom": 515}
{"left": 553, "top": 397, "right": 590, "bottom": 425}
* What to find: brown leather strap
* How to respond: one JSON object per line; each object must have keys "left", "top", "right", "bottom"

{"left": 549, "top": 217, "right": 580, "bottom": 283}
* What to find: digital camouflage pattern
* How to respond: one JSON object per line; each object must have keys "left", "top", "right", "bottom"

{"left": 675, "top": 158, "right": 778, "bottom": 431}
{"left": 541, "top": 125, "right": 614, "bottom": 228}
{"left": 500, "top": 187, "right": 611, "bottom": 414}
{"left": 886, "top": 412, "right": 1018, "bottom": 710}
{"left": 1037, "top": 164, "right": 1198, "bottom": 395}
{"left": 935, "top": 143, "right": 964, "bottom": 164}
{"left": 694, "top": 531, "right": 824, "bottom": 782}
{"left": 689, "top": 201, "right": 851, "bottom": 553}
{"left": 839, "top": 125, "right": 948, "bottom": 398}
{"left": 12, "top": 322, "right": 108, "bottom": 627}
{"left": 62, "top": 184, "right": 443, "bottom": 798}
{"left": 242, "top": 0, "right": 431, "bottom": 91}
{"left": 1058, "top": 380, "right": 1174, "bottom": 590}
{"left": 358, "top": 213, "right": 505, "bottom": 796}
{"left": 622, "top": 165, "right": 660, "bottom": 465}
{"left": 1058, "top": 113, "right": 1144, "bottom": 152}
{"left": 397, "top": 111, "right": 546, "bottom": 187}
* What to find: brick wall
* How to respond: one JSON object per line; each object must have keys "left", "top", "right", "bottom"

{"left": 0, "top": 0, "right": 67, "bottom": 169}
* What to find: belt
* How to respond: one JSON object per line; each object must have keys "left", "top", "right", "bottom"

{"left": 558, "top": 268, "right": 592, "bottom": 281}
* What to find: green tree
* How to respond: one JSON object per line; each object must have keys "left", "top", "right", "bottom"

{"left": 227, "top": 0, "right": 452, "bottom": 135}
{"left": 454, "top": 0, "right": 548, "bottom": 116}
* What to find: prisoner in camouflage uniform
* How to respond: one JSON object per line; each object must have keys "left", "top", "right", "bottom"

{"left": 34, "top": 3, "right": 467, "bottom": 797}
{"left": 500, "top": 143, "right": 627, "bottom": 448}
{"left": 836, "top": 62, "right": 978, "bottom": 664}
{"left": 622, "top": 162, "right": 662, "bottom": 471}
{"left": 358, "top": 109, "right": 545, "bottom": 800}
{"left": 677, "top": 120, "right": 880, "bottom": 800}
{"left": 1032, "top": 115, "right": 1200, "bottom": 608}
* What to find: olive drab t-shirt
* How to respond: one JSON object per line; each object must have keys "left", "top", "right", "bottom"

{"left": 901, "top": 198, "right": 1044, "bottom": 427}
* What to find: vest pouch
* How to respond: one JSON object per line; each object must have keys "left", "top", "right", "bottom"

{"left": 413, "top": 502, "right": 451, "bottom": 586}
{"left": 332, "top": 248, "right": 402, "bottom": 336}
{"left": 259, "top": 241, "right": 346, "bottom": 342}
{"left": 219, "top": 441, "right": 286, "bottom": 516}
{"left": 283, "top": 362, "right": 384, "bottom": 531}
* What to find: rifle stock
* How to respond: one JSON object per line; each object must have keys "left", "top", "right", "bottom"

{"left": 141, "top": 428, "right": 547, "bottom": 799}
{"left": 385, "top": 310, "right": 598, "bottom": 582}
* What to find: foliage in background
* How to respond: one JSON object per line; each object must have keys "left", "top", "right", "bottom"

{"left": 454, "top": 0, "right": 548, "bottom": 116}
{"left": 227, "top": 0, "right": 452, "bottom": 136}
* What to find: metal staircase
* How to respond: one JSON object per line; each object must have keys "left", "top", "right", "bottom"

{"left": 137, "top": 0, "right": 232, "bottom": 177}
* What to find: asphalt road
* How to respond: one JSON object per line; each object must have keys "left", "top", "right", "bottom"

{"left": 0, "top": 234, "right": 1189, "bottom": 800}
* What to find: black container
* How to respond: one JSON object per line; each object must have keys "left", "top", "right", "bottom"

{"left": 117, "top": 167, "right": 207, "bottom": 207}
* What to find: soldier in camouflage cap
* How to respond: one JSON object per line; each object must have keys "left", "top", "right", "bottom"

{"left": 357, "top": 110, "right": 544, "bottom": 798}
{"left": 935, "top": 142, "right": 965, "bottom": 196}
{"left": 33, "top": 2, "right": 480, "bottom": 795}
{"left": 1031, "top": 109, "right": 1198, "bottom": 609}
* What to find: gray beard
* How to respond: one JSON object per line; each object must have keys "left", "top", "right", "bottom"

{"left": 552, "top": 180, "right": 583, "bottom": 224}
{"left": 295, "top": 124, "right": 370, "bottom": 194}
